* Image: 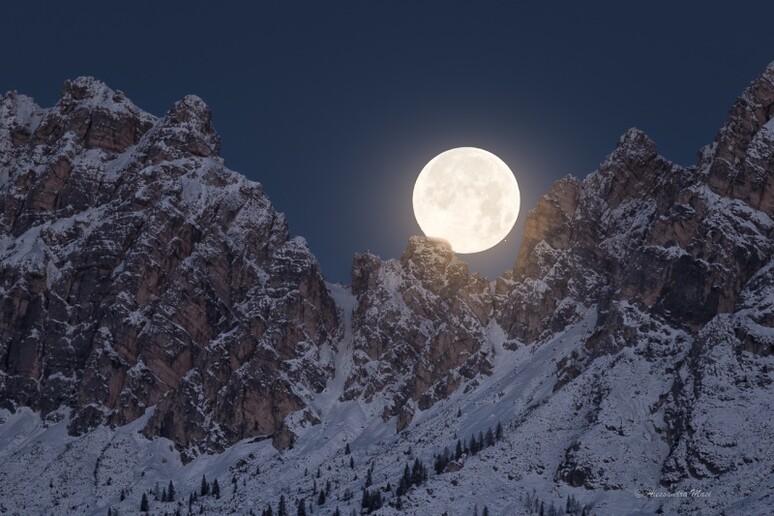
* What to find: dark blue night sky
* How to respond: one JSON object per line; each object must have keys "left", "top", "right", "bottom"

{"left": 3, "top": 1, "right": 774, "bottom": 282}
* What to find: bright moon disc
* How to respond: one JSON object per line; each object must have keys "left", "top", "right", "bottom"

{"left": 412, "top": 147, "right": 520, "bottom": 253}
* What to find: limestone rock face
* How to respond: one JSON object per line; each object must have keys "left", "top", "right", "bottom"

{"left": 705, "top": 62, "right": 774, "bottom": 212}
{"left": 346, "top": 236, "right": 493, "bottom": 430}
{"left": 492, "top": 64, "right": 774, "bottom": 491}
{"left": 0, "top": 77, "right": 339, "bottom": 458}
{"left": 496, "top": 114, "right": 774, "bottom": 344}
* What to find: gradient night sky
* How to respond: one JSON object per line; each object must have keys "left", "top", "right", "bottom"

{"left": 3, "top": 2, "right": 773, "bottom": 283}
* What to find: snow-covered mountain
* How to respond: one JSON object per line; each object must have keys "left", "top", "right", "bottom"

{"left": 1, "top": 64, "right": 773, "bottom": 516}
{"left": 0, "top": 77, "right": 340, "bottom": 459}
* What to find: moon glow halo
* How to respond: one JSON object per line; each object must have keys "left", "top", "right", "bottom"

{"left": 412, "top": 147, "right": 521, "bottom": 254}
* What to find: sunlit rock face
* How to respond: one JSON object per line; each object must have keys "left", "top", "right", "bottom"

{"left": 346, "top": 236, "right": 493, "bottom": 430}
{"left": 0, "top": 77, "right": 339, "bottom": 459}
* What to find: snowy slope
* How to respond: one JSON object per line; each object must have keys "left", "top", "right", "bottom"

{"left": 1, "top": 293, "right": 771, "bottom": 515}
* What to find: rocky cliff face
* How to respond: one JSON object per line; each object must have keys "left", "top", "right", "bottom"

{"left": 346, "top": 236, "right": 494, "bottom": 429}
{"left": 0, "top": 78, "right": 339, "bottom": 457}
{"left": 490, "top": 62, "right": 774, "bottom": 492}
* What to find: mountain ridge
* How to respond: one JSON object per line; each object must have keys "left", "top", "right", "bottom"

{"left": 0, "top": 76, "right": 340, "bottom": 458}
{"left": 0, "top": 65, "right": 773, "bottom": 514}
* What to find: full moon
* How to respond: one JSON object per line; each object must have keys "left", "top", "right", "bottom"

{"left": 412, "top": 147, "right": 521, "bottom": 253}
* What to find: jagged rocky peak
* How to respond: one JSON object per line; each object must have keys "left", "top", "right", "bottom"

{"left": 399, "top": 236, "right": 471, "bottom": 296}
{"left": 592, "top": 127, "right": 680, "bottom": 210}
{"left": 0, "top": 78, "right": 339, "bottom": 459}
{"left": 150, "top": 94, "right": 221, "bottom": 159}
{"left": 513, "top": 174, "right": 580, "bottom": 279}
{"left": 32, "top": 76, "right": 156, "bottom": 153}
{"left": 347, "top": 236, "right": 493, "bottom": 431}
{"left": 498, "top": 63, "right": 774, "bottom": 346}
{"left": 606, "top": 127, "right": 659, "bottom": 169}
{"left": 705, "top": 61, "right": 774, "bottom": 212}
{"left": 59, "top": 76, "right": 127, "bottom": 106}
{"left": 0, "top": 91, "right": 44, "bottom": 150}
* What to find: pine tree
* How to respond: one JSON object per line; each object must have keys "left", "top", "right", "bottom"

{"left": 345, "top": 442, "right": 351, "bottom": 455}
{"left": 485, "top": 428, "right": 495, "bottom": 447}
{"left": 168, "top": 480, "right": 176, "bottom": 501}
{"left": 482, "top": 506, "right": 489, "bottom": 516}
{"left": 120, "top": 489, "right": 126, "bottom": 501}
{"left": 495, "top": 421, "right": 503, "bottom": 440}
{"left": 360, "top": 488, "right": 382, "bottom": 513}
{"left": 316, "top": 467, "right": 321, "bottom": 478}
{"left": 317, "top": 488, "right": 326, "bottom": 505}
{"left": 374, "top": 489, "right": 383, "bottom": 511}
{"left": 434, "top": 448, "right": 451, "bottom": 474}
{"left": 162, "top": 487, "right": 168, "bottom": 502}
{"left": 365, "top": 467, "right": 372, "bottom": 487}
{"left": 278, "top": 494, "right": 288, "bottom": 516}
{"left": 410, "top": 458, "right": 427, "bottom": 486}
{"left": 457, "top": 407, "right": 462, "bottom": 417}
{"left": 333, "top": 507, "right": 341, "bottom": 516}
{"left": 469, "top": 434, "right": 478, "bottom": 455}
{"left": 455, "top": 439, "right": 463, "bottom": 460}
{"left": 264, "top": 504, "right": 274, "bottom": 516}
{"left": 396, "top": 464, "right": 411, "bottom": 496}
{"left": 297, "top": 498, "right": 307, "bottom": 516}
{"left": 349, "top": 456, "right": 354, "bottom": 469}
{"left": 213, "top": 479, "right": 221, "bottom": 499}
{"left": 200, "top": 475, "right": 209, "bottom": 496}
{"left": 140, "top": 493, "right": 149, "bottom": 512}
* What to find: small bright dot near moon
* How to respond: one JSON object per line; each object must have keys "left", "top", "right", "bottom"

{"left": 412, "top": 147, "right": 521, "bottom": 254}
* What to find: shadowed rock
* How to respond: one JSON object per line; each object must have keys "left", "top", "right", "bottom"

{"left": 0, "top": 78, "right": 339, "bottom": 459}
